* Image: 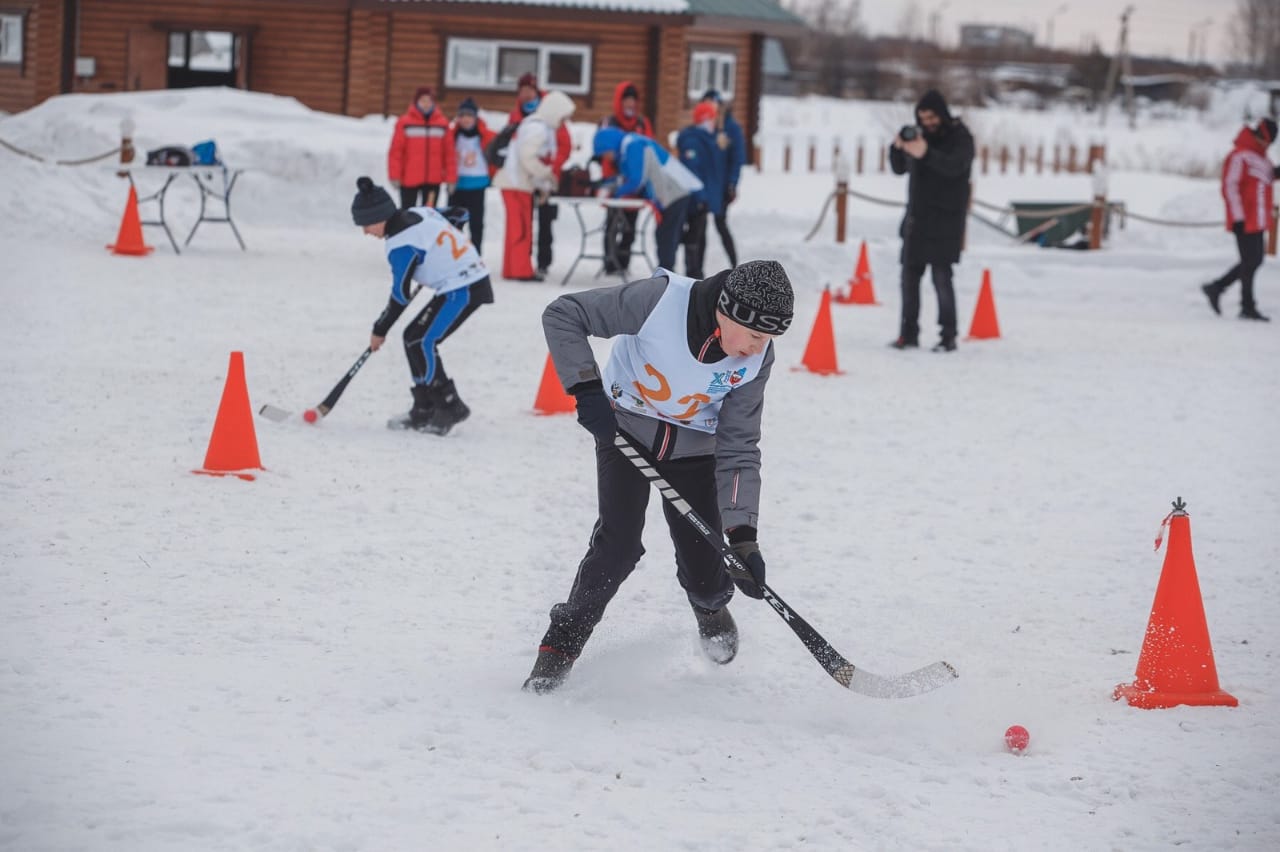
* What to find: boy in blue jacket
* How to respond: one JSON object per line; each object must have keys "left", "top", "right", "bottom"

{"left": 592, "top": 127, "right": 701, "bottom": 272}
{"left": 676, "top": 101, "right": 728, "bottom": 279}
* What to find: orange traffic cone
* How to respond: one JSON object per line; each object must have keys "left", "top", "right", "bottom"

{"left": 835, "top": 241, "right": 878, "bottom": 305}
{"left": 794, "top": 287, "right": 842, "bottom": 375}
{"left": 1114, "top": 499, "right": 1238, "bottom": 709}
{"left": 533, "top": 352, "right": 576, "bottom": 415}
{"left": 193, "top": 351, "right": 264, "bottom": 481}
{"left": 106, "top": 185, "right": 154, "bottom": 256}
{"left": 966, "top": 269, "right": 1001, "bottom": 339}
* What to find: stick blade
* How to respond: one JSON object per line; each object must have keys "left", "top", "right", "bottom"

{"left": 257, "top": 404, "right": 293, "bottom": 423}
{"left": 844, "top": 660, "right": 958, "bottom": 699}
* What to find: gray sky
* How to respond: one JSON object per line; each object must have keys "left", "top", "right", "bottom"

{"left": 855, "top": 0, "right": 1238, "bottom": 63}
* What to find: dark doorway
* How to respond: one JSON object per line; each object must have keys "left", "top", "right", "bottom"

{"left": 167, "top": 30, "right": 239, "bottom": 89}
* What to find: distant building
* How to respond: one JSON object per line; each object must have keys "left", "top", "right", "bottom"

{"left": 0, "top": 0, "right": 804, "bottom": 148}
{"left": 959, "top": 25, "right": 1034, "bottom": 50}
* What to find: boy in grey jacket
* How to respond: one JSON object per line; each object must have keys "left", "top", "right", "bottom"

{"left": 524, "top": 260, "right": 794, "bottom": 693}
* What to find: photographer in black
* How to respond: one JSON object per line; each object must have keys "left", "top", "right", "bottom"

{"left": 889, "top": 89, "right": 975, "bottom": 352}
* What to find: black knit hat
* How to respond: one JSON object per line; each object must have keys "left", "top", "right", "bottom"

{"left": 1257, "top": 118, "right": 1278, "bottom": 146}
{"left": 717, "top": 260, "right": 794, "bottom": 334}
{"left": 351, "top": 176, "right": 396, "bottom": 226}
{"left": 916, "top": 89, "right": 953, "bottom": 123}
{"left": 457, "top": 97, "right": 479, "bottom": 116}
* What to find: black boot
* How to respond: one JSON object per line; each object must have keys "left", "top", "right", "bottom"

{"left": 522, "top": 646, "right": 576, "bottom": 694}
{"left": 931, "top": 338, "right": 957, "bottom": 352}
{"left": 888, "top": 336, "right": 919, "bottom": 350}
{"left": 1201, "top": 283, "right": 1223, "bottom": 316}
{"left": 693, "top": 604, "right": 738, "bottom": 664}
{"left": 1240, "top": 306, "right": 1271, "bottom": 321}
{"left": 424, "top": 378, "right": 471, "bottom": 435}
{"left": 387, "top": 385, "right": 435, "bottom": 431}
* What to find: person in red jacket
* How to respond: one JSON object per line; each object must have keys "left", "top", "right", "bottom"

{"left": 444, "top": 97, "right": 497, "bottom": 253}
{"left": 599, "top": 80, "right": 655, "bottom": 274}
{"left": 509, "top": 73, "right": 573, "bottom": 277}
{"left": 1202, "top": 118, "right": 1278, "bottom": 321}
{"left": 388, "top": 86, "right": 451, "bottom": 209}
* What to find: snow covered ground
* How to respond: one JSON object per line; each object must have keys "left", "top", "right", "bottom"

{"left": 2, "top": 89, "right": 1279, "bottom": 851}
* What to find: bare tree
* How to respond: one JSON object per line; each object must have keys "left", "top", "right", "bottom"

{"left": 1230, "top": 0, "right": 1280, "bottom": 77}
{"left": 785, "top": 0, "right": 866, "bottom": 97}
{"left": 897, "top": 1, "right": 923, "bottom": 41}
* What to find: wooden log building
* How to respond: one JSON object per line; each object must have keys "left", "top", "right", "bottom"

{"left": 0, "top": 0, "right": 803, "bottom": 150}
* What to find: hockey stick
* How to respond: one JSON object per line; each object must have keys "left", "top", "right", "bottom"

{"left": 259, "top": 287, "right": 425, "bottom": 423}
{"left": 258, "top": 346, "right": 374, "bottom": 423}
{"left": 613, "top": 433, "right": 958, "bottom": 699}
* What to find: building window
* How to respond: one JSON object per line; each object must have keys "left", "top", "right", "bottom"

{"left": 688, "top": 50, "right": 736, "bottom": 100}
{"left": 445, "top": 38, "right": 592, "bottom": 94}
{"left": 0, "top": 13, "right": 23, "bottom": 65}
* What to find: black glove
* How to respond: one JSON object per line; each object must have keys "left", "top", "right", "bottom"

{"left": 1232, "top": 221, "right": 1245, "bottom": 237}
{"left": 727, "top": 526, "right": 765, "bottom": 599}
{"left": 571, "top": 382, "right": 617, "bottom": 443}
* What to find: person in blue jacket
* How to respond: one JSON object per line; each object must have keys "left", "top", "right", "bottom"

{"left": 592, "top": 126, "right": 701, "bottom": 272}
{"left": 701, "top": 89, "right": 746, "bottom": 268}
{"left": 676, "top": 101, "right": 728, "bottom": 279}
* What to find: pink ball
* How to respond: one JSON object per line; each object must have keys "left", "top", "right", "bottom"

{"left": 303, "top": 409, "right": 318, "bottom": 423}
{"left": 1004, "top": 725, "right": 1030, "bottom": 753}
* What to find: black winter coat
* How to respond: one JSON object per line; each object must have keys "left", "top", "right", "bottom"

{"left": 890, "top": 119, "right": 974, "bottom": 266}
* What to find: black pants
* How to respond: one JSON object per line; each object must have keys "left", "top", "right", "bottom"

{"left": 683, "top": 203, "right": 710, "bottom": 279}
{"left": 604, "top": 207, "right": 640, "bottom": 273}
{"left": 655, "top": 196, "right": 691, "bottom": 272}
{"left": 400, "top": 184, "right": 440, "bottom": 209}
{"left": 403, "top": 277, "right": 492, "bottom": 385}
{"left": 540, "top": 440, "right": 734, "bottom": 659}
{"left": 899, "top": 262, "right": 957, "bottom": 344}
{"left": 448, "top": 187, "right": 486, "bottom": 252}
{"left": 535, "top": 200, "right": 557, "bottom": 271}
{"left": 1209, "top": 226, "right": 1264, "bottom": 312}
{"left": 713, "top": 205, "right": 738, "bottom": 268}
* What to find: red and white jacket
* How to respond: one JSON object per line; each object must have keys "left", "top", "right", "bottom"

{"left": 1222, "top": 126, "right": 1275, "bottom": 234}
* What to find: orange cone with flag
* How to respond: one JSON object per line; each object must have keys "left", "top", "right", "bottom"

{"left": 966, "top": 268, "right": 1001, "bottom": 339}
{"left": 106, "top": 185, "right": 154, "bottom": 256}
{"left": 835, "top": 241, "right": 878, "bottom": 305}
{"left": 794, "top": 287, "right": 842, "bottom": 375}
{"left": 1114, "top": 499, "right": 1238, "bottom": 709}
{"left": 533, "top": 352, "right": 576, "bottom": 415}
{"left": 193, "top": 351, "right": 264, "bottom": 481}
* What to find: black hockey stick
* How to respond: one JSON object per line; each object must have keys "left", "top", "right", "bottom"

{"left": 258, "top": 346, "right": 374, "bottom": 423}
{"left": 260, "top": 287, "right": 424, "bottom": 423}
{"left": 613, "top": 433, "right": 958, "bottom": 699}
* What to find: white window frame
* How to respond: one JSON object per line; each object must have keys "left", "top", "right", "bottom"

{"left": 0, "top": 13, "right": 24, "bottom": 65}
{"left": 444, "top": 37, "right": 592, "bottom": 95}
{"left": 688, "top": 50, "right": 736, "bottom": 101}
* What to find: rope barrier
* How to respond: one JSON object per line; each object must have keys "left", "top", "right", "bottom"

{"left": 803, "top": 183, "right": 1222, "bottom": 241}
{"left": 0, "top": 136, "right": 122, "bottom": 166}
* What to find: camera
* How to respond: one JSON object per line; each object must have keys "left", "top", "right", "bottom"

{"left": 899, "top": 125, "right": 920, "bottom": 141}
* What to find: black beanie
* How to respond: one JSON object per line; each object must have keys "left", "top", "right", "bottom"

{"left": 351, "top": 176, "right": 396, "bottom": 226}
{"left": 457, "top": 97, "right": 479, "bottom": 116}
{"left": 1258, "top": 118, "right": 1278, "bottom": 146}
{"left": 916, "top": 89, "right": 953, "bottom": 123}
{"left": 621, "top": 83, "right": 639, "bottom": 101}
{"left": 717, "top": 260, "right": 794, "bottom": 334}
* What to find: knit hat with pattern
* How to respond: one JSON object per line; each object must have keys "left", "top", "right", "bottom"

{"left": 717, "top": 260, "right": 794, "bottom": 334}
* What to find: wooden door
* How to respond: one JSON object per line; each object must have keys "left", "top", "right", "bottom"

{"left": 125, "top": 28, "right": 167, "bottom": 91}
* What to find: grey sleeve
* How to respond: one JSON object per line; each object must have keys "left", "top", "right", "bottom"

{"left": 541, "top": 275, "right": 668, "bottom": 391}
{"left": 714, "top": 344, "right": 774, "bottom": 532}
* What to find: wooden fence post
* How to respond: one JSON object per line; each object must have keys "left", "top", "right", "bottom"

{"left": 999, "top": 146, "right": 1009, "bottom": 174}
{"left": 856, "top": 139, "right": 864, "bottom": 175}
{"left": 1018, "top": 146, "right": 1026, "bottom": 174}
{"left": 835, "top": 153, "right": 850, "bottom": 244}
{"left": 1269, "top": 205, "right": 1279, "bottom": 256}
{"left": 980, "top": 145, "right": 989, "bottom": 175}
{"left": 808, "top": 137, "right": 817, "bottom": 173}
{"left": 1067, "top": 144, "right": 1078, "bottom": 173}
{"left": 783, "top": 137, "right": 792, "bottom": 173}
{"left": 1036, "top": 144, "right": 1044, "bottom": 174}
